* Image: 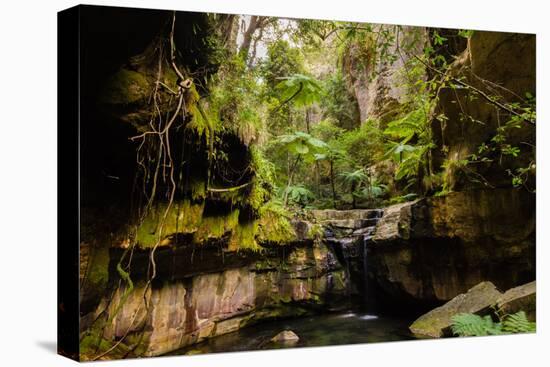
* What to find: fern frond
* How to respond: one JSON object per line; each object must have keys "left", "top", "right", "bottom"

{"left": 501, "top": 311, "right": 536, "bottom": 334}
{"left": 450, "top": 313, "right": 503, "bottom": 337}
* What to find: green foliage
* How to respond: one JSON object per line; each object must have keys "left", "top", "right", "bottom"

{"left": 276, "top": 131, "right": 328, "bottom": 158}
{"left": 320, "top": 72, "right": 359, "bottom": 129}
{"left": 207, "top": 56, "right": 266, "bottom": 145}
{"left": 357, "top": 180, "right": 388, "bottom": 201}
{"left": 261, "top": 40, "right": 305, "bottom": 90}
{"left": 501, "top": 311, "right": 536, "bottom": 333}
{"left": 337, "top": 120, "right": 385, "bottom": 168}
{"left": 457, "top": 29, "right": 475, "bottom": 38}
{"left": 249, "top": 146, "right": 276, "bottom": 211}
{"left": 275, "top": 73, "right": 324, "bottom": 108}
{"left": 312, "top": 119, "right": 345, "bottom": 142}
{"left": 284, "top": 185, "right": 315, "bottom": 207}
{"left": 451, "top": 314, "right": 503, "bottom": 336}
{"left": 451, "top": 311, "right": 535, "bottom": 337}
{"left": 383, "top": 102, "right": 435, "bottom": 186}
{"left": 466, "top": 93, "right": 536, "bottom": 190}
{"left": 339, "top": 168, "right": 367, "bottom": 184}
{"left": 257, "top": 200, "right": 296, "bottom": 244}
{"left": 387, "top": 193, "right": 418, "bottom": 204}
{"left": 100, "top": 68, "right": 150, "bottom": 105}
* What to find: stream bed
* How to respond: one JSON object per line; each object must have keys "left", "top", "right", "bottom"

{"left": 169, "top": 311, "right": 416, "bottom": 356}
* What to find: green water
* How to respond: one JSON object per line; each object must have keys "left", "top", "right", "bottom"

{"left": 170, "top": 311, "right": 416, "bottom": 355}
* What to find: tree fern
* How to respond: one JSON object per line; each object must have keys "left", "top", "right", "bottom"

{"left": 275, "top": 74, "right": 324, "bottom": 108}
{"left": 284, "top": 185, "right": 315, "bottom": 206}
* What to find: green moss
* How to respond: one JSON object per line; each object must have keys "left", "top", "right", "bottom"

{"left": 248, "top": 147, "right": 275, "bottom": 212}
{"left": 163, "top": 67, "right": 179, "bottom": 89}
{"left": 80, "top": 334, "right": 131, "bottom": 361}
{"left": 99, "top": 68, "right": 150, "bottom": 105}
{"left": 85, "top": 245, "right": 110, "bottom": 294}
{"left": 136, "top": 200, "right": 204, "bottom": 248}
{"left": 229, "top": 220, "right": 261, "bottom": 252}
{"left": 257, "top": 201, "right": 296, "bottom": 244}
{"left": 193, "top": 209, "right": 240, "bottom": 243}
{"left": 208, "top": 185, "right": 248, "bottom": 206}
{"left": 307, "top": 223, "right": 324, "bottom": 239}
{"left": 190, "top": 179, "right": 207, "bottom": 201}
{"left": 254, "top": 258, "right": 278, "bottom": 271}
{"left": 178, "top": 200, "right": 206, "bottom": 232}
{"left": 185, "top": 85, "right": 220, "bottom": 140}
{"left": 330, "top": 270, "right": 347, "bottom": 292}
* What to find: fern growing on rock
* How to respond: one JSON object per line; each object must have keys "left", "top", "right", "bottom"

{"left": 451, "top": 311, "right": 535, "bottom": 337}
{"left": 501, "top": 311, "right": 536, "bottom": 334}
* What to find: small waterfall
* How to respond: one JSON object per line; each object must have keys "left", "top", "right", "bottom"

{"left": 360, "top": 210, "right": 383, "bottom": 310}
{"left": 318, "top": 209, "right": 383, "bottom": 308}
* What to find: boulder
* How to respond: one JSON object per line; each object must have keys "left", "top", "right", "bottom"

{"left": 409, "top": 282, "right": 503, "bottom": 338}
{"left": 372, "top": 201, "right": 417, "bottom": 242}
{"left": 496, "top": 281, "right": 536, "bottom": 321}
{"left": 271, "top": 330, "right": 300, "bottom": 343}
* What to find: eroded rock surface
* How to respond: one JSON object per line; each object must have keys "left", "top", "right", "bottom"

{"left": 86, "top": 240, "right": 348, "bottom": 357}
{"left": 432, "top": 31, "right": 536, "bottom": 191}
{"left": 369, "top": 189, "right": 535, "bottom": 305}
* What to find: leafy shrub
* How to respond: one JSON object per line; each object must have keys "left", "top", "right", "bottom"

{"left": 284, "top": 185, "right": 315, "bottom": 207}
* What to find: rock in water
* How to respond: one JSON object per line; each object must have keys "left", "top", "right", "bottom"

{"left": 409, "top": 281, "right": 503, "bottom": 338}
{"left": 271, "top": 330, "right": 300, "bottom": 343}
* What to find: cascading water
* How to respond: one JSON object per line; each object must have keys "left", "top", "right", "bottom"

{"left": 319, "top": 209, "right": 384, "bottom": 309}
{"left": 360, "top": 209, "right": 383, "bottom": 311}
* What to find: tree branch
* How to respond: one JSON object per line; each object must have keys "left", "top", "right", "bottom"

{"left": 413, "top": 55, "right": 535, "bottom": 126}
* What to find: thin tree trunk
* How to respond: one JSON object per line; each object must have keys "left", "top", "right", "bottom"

{"left": 305, "top": 108, "right": 311, "bottom": 133}
{"left": 315, "top": 161, "right": 321, "bottom": 197}
{"left": 283, "top": 156, "right": 301, "bottom": 206}
{"left": 330, "top": 160, "right": 337, "bottom": 208}
{"left": 351, "top": 181, "right": 357, "bottom": 209}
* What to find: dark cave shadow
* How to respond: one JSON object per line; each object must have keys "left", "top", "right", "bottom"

{"left": 35, "top": 340, "right": 57, "bottom": 354}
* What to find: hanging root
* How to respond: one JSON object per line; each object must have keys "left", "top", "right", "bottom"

{"left": 91, "top": 11, "right": 196, "bottom": 360}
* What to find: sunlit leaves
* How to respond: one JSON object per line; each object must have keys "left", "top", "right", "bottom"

{"left": 275, "top": 73, "right": 324, "bottom": 108}
{"left": 276, "top": 131, "right": 328, "bottom": 158}
{"left": 284, "top": 185, "right": 315, "bottom": 206}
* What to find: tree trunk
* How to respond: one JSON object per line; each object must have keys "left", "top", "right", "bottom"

{"left": 330, "top": 160, "right": 337, "bottom": 208}
{"left": 239, "top": 16, "right": 260, "bottom": 60}
{"left": 247, "top": 25, "right": 264, "bottom": 68}
{"left": 283, "top": 156, "right": 301, "bottom": 206}
{"left": 305, "top": 108, "right": 311, "bottom": 133}
{"left": 315, "top": 161, "right": 321, "bottom": 197}
{"left": 351, "top": 181, "right": 357, "bottom": 209}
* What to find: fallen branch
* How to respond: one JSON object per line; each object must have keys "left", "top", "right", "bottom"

{"left": 207, "top": 182, "right": 252, "bottom": 193}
